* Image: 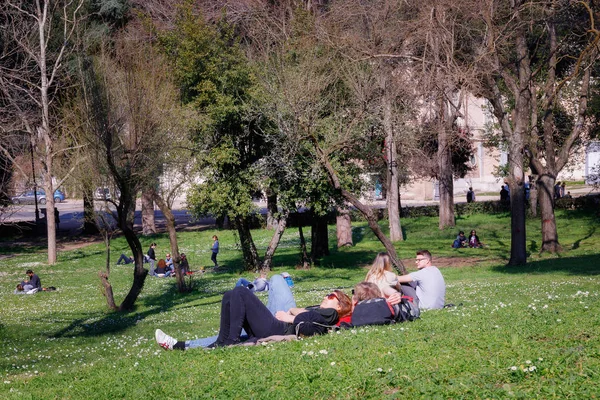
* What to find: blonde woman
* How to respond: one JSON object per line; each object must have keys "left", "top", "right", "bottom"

{"left": 365, "top": 252, "right": 400, "bottom": 297}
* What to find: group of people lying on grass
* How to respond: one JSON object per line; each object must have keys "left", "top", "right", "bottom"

{"left": 117, "top": 252, "right": 190, "bottom": 276}
{"left": 452, "top": 230, "right": 483, "bottom": 248}
{"left": 14, "top": 269, "right": 56, "bottom": 294}
{"left": 155, "top": 249, "right": 446, "bottom": 351}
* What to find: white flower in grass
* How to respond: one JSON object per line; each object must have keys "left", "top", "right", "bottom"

{"left": 307, "top": 351, "right": 314, "bottom": 356}
{"left": 330, "top": 362, "right": 336, "bottom": 366}
{"left": 4, "top": 381, "right": 11, "bottom": 384}
{"left": 319, "top": 350, "right": 328, "bottom": 355}
{"left": 556, "top": 319, "right": 562, "bottom": 322}
{"left": 219, "top": 360, "right": 224, "bottom": 363}
{"left": 510, "top": 366, "right": 517, "bottom": 371}
{"left": 538, "top": 358, "right": 543, "bottom": 361}
{"left": 525, "top": 360, "right": 531, "bottom": 364}
{"left": 376, "top": 368, "right": 383, "bottom": 373}
{"left": 529, "top": 366, "right": 537, "bottom": 372}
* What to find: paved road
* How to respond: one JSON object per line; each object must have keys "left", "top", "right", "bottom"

{"left": 2, "top": 198, "right": 213, "bottom": 236}
{"left": 3, "top": 185, "right": 596, "bottom": 237}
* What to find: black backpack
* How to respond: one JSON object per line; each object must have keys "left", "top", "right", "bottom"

{"left": 351, "top": 298, "right": 395, "bottom": 327}
{"left": 393, "top": 296, "right": 420, "bottom": 322}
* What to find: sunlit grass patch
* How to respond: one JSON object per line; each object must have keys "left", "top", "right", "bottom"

{"left": 1, "top": 211, "right": 599, "bottom": 398}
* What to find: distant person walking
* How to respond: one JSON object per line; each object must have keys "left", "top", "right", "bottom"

{"left": 211, "top": 235, "right": 219, "bottom": 269}
{"left": 500, "top": 185, "right": 509, "bottom": 205}
{"left": 54, "top": 207, "right": 60, "bottom": 230}
{"left": 554, "top": 182, "right": 561, "bottom": 199}
{"left": 147, "top": 243, "right": 157, "bottom": 276}
{"left": 466, "top": 187, "right": 475, "bottom": 203}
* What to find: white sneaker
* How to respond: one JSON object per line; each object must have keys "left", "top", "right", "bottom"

{"left": 155, "top": 329, "right": 177, "bottom": 350}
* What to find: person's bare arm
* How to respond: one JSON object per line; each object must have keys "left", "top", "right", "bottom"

{"left": 275, "top": 311, "right": 296, "bottom": 323}
{"left": 386, "top": 292, "right": 402, "bottom": 305}
{"left": 397, "top": 274, "right": 413, "bottom": 284}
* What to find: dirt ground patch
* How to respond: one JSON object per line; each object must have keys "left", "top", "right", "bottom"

{"left": 400, "top": 256, "right": 494, "bottom": 269}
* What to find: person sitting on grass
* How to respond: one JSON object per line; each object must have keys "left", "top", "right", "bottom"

{"left": 155, "top": 280, "right": 352, "bottom": 350}
{"left": 165, "top": 253, "right": 174, "bottom": 273}
{"left": 116, "top": 254, "right": 134, "bottom": 265}
{"left": 468, "top": 230, "right": 483, "bottom": 248}
{"left": 452, "top": 231, "right": 467, "bottom": 248}
{"left": 396, "top": 250, "right": 446, "bottom": 310}
{"left": 178, "top": 253, "right": 190, "bottom": 275}
{"left": 23, "top": 269, "right": 42, "bottom": 291}
{"left": 155, "top": 259, "right": 171, "bottom": 277}
{"left": 365, "top": 252, "right": 401, "bottom": 298}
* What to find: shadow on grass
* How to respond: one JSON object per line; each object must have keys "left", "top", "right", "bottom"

{"left": 49, "top": 247, "right": 379, "bottom": 339}
{"left": 571, "top": 227, "right": 596, "bottom": 250}
{"left": 492, "top": 254, "right": 600, "bottom": 276}
{"left": 50, "top": 274, "right": 220, "bottom": 339}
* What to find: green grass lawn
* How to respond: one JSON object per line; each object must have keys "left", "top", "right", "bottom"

{"left": 1, "top": 210, "right": 599, "bottom": 398}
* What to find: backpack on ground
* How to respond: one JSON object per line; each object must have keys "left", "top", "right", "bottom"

{"left": 393, "top": 296, "right": 420, "bottom": 322}
{"left": 351, "top": 298, "right": 395, "bottom": 327}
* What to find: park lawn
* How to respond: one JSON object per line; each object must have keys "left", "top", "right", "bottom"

{"left": 0, "top": 209, "right": 599, "bottom": 399}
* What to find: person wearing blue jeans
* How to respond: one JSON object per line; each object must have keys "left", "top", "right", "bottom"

{"left": 147, "top": 243, "right": 157, "bottom": 276}
{"left": 116, "top": 254, "right": 134, "bottom": 265}
{"left": 155, "top": 274, "right": 296, "bottom": 350}
{"left": 235, "top": 272, "right": 269, "bottom": 292}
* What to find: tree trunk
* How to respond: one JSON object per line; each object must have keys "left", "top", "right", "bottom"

{"left": 336, "top": 208, "right": 353, "bottom": 247}
{"left": 507, "top": 152, "right": 527, "bottom": 266}
{"left": 311, "top": 211, "right": 330, "bottom": 260}
{"left": 141, "top": 189, "right": 156, "bottom": 235}
{"left": 298, "top": 225, "right": 311, "bottom": 269}
{"left": 529, "top": 181, "right": 538, "bottom": 217}
{"left": 99, "top": 272, "right": 117, "bottom": 310}
{"left": 152, "top": 190, "right": 187, "bottom": 292}
{"left": 261, "top": 211, "right": 289, "bottom": 271}
{"left": 234, "top": 215, "right": 261, "bottom": 271}
{"left": 505, "top": 30, "right": 530, "bottom": 266}
{"left": 83, "top": 183, "right": 99, "bottom": 234}
{"left": 44, "top": 179, "right": 57, "bottom": 265}
{"left": 383, "top": 94, "right": 403, "bottom": 241}
{"left": 266, "top": 187, "right": 278, "bottom": 230}
{"left": 119, "top": 223, "right": 148, "bottom": 311}
{"left": 312, "top": 141, "right": 406, "bottom": 274}
{"left": 117, "top": 191, "right": 148, "bottom": 312}
{"left": 99, "top": 233, "right": 117, "bottom": 310}
{"left": 438, "top": 123, "right": 455, "bottom": 229}
{"left": 537, "top": 174, "right": 562, "bottom": 253}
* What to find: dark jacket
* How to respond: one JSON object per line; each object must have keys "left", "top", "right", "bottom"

{"left": 147, "top": 247, "right": 156, "bottom": 261}
{"left": 28, "top": 274, "right": 41, "bottom": 289}
{"left": 286, "top": 307, "right": 339, "bottom": 337}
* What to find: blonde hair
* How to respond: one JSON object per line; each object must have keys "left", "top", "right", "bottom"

{"left": 365, "top": 252, "right": 393, "bottom": 282}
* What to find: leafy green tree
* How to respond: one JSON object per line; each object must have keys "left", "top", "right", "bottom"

{"left": 159, "top": 6, "right": 271, "bottom": 270}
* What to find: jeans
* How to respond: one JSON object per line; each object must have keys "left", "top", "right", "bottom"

{"left": 148, "top": 259, "right": 155, "bottom": 276}
{"left": 185, "top": 275, "right": 296, "bottom": 349}
{"left": 211, "top": 251, "right": 218, "bottom": 267}
{"left": 236, "top": 278, "right": 252, "bottom": 288}
{"left": 116, "top": 254, "right": 133, "bottom": 265}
